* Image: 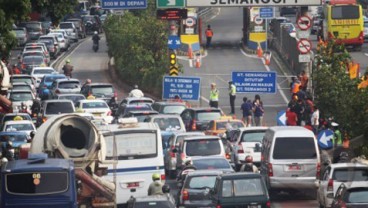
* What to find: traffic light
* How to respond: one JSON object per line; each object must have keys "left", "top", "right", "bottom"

{"left": 169, "top": 52, "right": 177, "bottom": 66}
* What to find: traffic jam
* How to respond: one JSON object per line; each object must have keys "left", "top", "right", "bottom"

{"left": 1, "top": 0, "right": 368, "bottom": 208}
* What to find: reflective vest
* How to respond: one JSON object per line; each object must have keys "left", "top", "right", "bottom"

{"left": 210, "top": 89, "right": 219, "bottom": 101}
{"left": 206, "top": 29, "right": 213, "bottom": 37}
{"left": 229, "top": 84, "right": 236, "bottom": 96}
{"left": 292, "top": 82, "right": 301, "bottom": 94}
{"left": 333, "top": 130, "right": 342, "bottom": 146}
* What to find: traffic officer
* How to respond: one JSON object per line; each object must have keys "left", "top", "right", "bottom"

{"left": 209, "top": 83, "right": 219, "bottom": 108}
{"left": 331, "top": 122, "right": 342, "bottom": 148}
{"left": 205, "top": 25, "right": 214, "bottom": 48}
{"left": 228, "top": 81, "right": 236, "bottom": 114}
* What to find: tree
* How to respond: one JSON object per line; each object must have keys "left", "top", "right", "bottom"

{"left": 31, "top": 0, "right": 78, "bottom": 25}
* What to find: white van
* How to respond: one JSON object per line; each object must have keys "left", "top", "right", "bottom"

{"left": 260, "top": 126, "right": 320, "bottom": 196}
{"left": 101, "top": 118, "right": 165, "bottom": 205}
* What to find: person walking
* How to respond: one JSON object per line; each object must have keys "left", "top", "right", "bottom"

{"left": 62, "top": 59, "right": 74, "bottom": 78}
{"left": 240, "top": 97, "right": 253, "bottom": 127}
{"left": 311, "top": 105, "right": 319, "bottom": 134}
{"left": 209, "top": 83, "right": 219, "bottom": 108}
{"left": 205, "top": 25, "right": 214, "bottom": 48}
{"left": 253, "top": 94, "right": 264, "bottom": 126}
{"left": 286, "top": 107, "right": 298, "bottom": 126}
{"left": 299, "top": 70, "right": 309, "bottom": 91}
{"left": 228, "top": 81, "right": 236, "bottom": 114}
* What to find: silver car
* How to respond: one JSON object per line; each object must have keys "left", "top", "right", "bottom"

{"left": 59, "top": 22, "right": 79, "bottom": 42}
{"left": 49, "top": 78, "right": 81, "bottom": 99}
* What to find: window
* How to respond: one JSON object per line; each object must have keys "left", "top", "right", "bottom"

{"left": 6, "top": 172, "right": 68, "bottom": 195}
{"left": 331, "top": 5, "right": 360, "bottom": 19}
{"left": 129, "top": 100, "right": 153, "bottom": 105}
{"left": 45, "top": 76, "right": 64, "bottom": 83}
{"left": 82, "top": 101, "right": 108, "bottom": 109}
{"left": 0, "top": 134, "right": 28, "bottom": 143}
{"left": 58, "top": 81, "right": 80, "bottom": 89}
{"left": 9, "top": 92, "right": 33, "bottom": 102}
{"left": 6, "top": 124, "right": 34, "bottom": 131}
{"left": 153, "top": 118, "right": 182, "bottom": 131}
{"left": 188, "top": 176, "right": 217, "bottom": 189}
{"left": 12, "top": 85, "right": 32, "bottom": 91}
{"left": 192, "top": 158, "right": 230, "bottom": 170}
{"left": 132, "top": 201, "right": 174, "bottom": 208}
{"left": 346, "top": 188, "right": 368, "bottom": 203}
{"left": 241, "top": 131, "right": 266, "bottom": 143}
{"left": 185, "top": 139, "right": 221, "bottom": 156}
{"left": 162, "top": 105, "right": 186, "bottom": 114}
{"left": 34, "top": 69, "right": 54, "bottom": 75}
{"left": 221, "top": 180, "right": 232, "bottom": 197}
{"left": 273, "top": 137, "right": 317, "bottom": 159}
{"left": 91, "top": 86, "right": 114, "bottom": 95}
{"left": 11, "top": 78, "right": 33, "bottom": 85}
{"left": 2, "top": 115, "right": 31, "bottom": 123}
{"left": 59, "top": 23, "right": 73, "bottom": 29}
{"left": 45, "top": 102, "right": 74, "bottom": 114}
{"left": 196, "top": 111, "right": 222, "bottom": 121}
{"left": 23, "top": 56, "right": 44, "bottom": 65}
{"left": 333, "top": 168, "right": 368, "bottom": 181}
{"left": 233, "top": 178, "right": 265, "bottom": 196}
{"left": 105, "top": 132, "right": 157, "bottom": 160}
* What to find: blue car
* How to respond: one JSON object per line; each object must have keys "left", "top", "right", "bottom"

{"left": 38, "top": 74, "right": 66, "bottom": 99}
{"left": 0, "top": 131, "right": 30, "bottom": 159}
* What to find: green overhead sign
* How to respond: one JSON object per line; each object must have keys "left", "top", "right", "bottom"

{"left": 157, "top": 0, "right": 185, "bottom": 8}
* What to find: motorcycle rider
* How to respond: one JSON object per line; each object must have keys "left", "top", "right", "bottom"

{"left": 62, "top": 59, "right": 74, "bottom": 78}
{"left": 148, "top": 173, "right": 164, "bottom": 195}
{"left": 240, "top": 155, "right": 259, "bottom": 173}
{"left": 129, "top": 84, "right": 144, "bottom": 98}
{"left": 2, "top": 141, "right": 14, "bottom": 161}
{"left": 92, "top": 31, "right": 100, "bottom": 51}
{"left": 31, "top": 98, "right": 41, "bottom": 116}
{"left": 20, "top": 102, "right": 31, "bottom": 115}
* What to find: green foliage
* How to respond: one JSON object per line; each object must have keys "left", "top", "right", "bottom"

{"left": 313, "top": 40, "right": 368, "bottom": 139}
{"left": 31, "top": 0, "right": 78, "bottom": 25}
{"left": 104, "top": 0, "right": 170, "bottom": 94}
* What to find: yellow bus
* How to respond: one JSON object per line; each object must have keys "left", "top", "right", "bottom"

{"left": 322, "top": 0, "right": 364, "bottom": 50}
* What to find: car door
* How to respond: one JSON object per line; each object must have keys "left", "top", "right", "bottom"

{"left": 318, "top": 167, "right": 331, "bottom": 206}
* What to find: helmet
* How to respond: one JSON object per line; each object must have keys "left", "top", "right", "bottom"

{"left": 162, "top": 184, "right": 170, "bottom": 193}
{"left": 245, "top": 155, "right": 253, "bottom": 163}
{"left": 134, "top": 84, "right": 138, "bottom": 89}
{"left": 184, "top": 157, "right": 193, "bottom": 166}
{"left": 228, "top": 80, "right": 233, "bottom": 84}
{"left": 94, "top": 31, "right": 98, "bottom": 35}
{"left": 13, "top": 116, "right": 23, "bottom": 121}
{"left": 66, "top": 59, "right": 71, "bottom": 63}
{"left": 152, "top": 173, "right": 160, "bottom": 181}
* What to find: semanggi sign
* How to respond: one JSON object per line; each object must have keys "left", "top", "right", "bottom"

{"left": 232, "top": 71, "right": 277, "bottom": 93}
{"left": 186, "top": 0, "right": 321, "bottom": 7}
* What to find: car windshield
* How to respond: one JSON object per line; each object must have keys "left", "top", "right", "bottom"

{"left": 59, "top": 95, "right": 85, "bottom": 103}
{"left": 14, "top": 30, "right": 26, "bottom": 35}
{"left": 273, "top": 137, "right": 317, "bottom": 159}
{"left": 196, "top": 111, "right": 222, "bottom": 121}
{"left": 186, "top": 139, "right": 221, "bottom": 156}
{"left": 5, "top": 123, "right": 34, "bottom": 131}
{"left": 6, "top": 172, "right": 68, "bottom": 195}
{"left": 216, "top": 121, "right": 244, "bottom": 130}
{"left": 25, "top": 23, "right": 41, "bottom": 31}
{"left": 175, "top": 134, "right": 203, "bottom": 146}
{"left": 192, "top": 158, "right": 230, "bottom": 170}
{"left": 222, "top": 178, "right": 265, "bottom": 197}
{"left": 91, "top": 86, "right": 114, "bottom": 95}
{"left": 25, "top": 47, "right": 43, "bottom": 52}
{"left": 23, "top": 56, "right": 44, "bottom": 65}
{"left": 45, "top": 76, "right": 65, "bottom": 83}
{"left": 241, "top": 130, "right": 266, "bottom": 143}
{"left": 346, "top": 188, "right": 368, "bottom": 203}
{"left": 125, "top": 105, "right": 152, "bottom": 114}
{"left": 33, "top": 69, "right": 54, "bottom": 75}
{"left": 365, "top": 21, "right": 368, "bottom": 27}
{"left": 9, "top": 92, "right": 33, "bottom": 102}
{"left": 187, "top": 175, "right": 217, "bottom": 189}
{"left": 12, "top": 85, "right": 32, "bottom": 91}
{"left": 129, "top": 100, "right": 153, "bottom": 105}
{"left": 58, "top": 81, "right": 80, "bottom": 89}
{"left": 153, "top": 117, "right": 182, "bottom": 131}
{"left": 82, "top": 101, "right": 108, "bottom": 109}
{"left": 162, "top": 105, "right": 186, "bottom": 114}
{"left": 11, "top": 78, "right": 33, "bottom": 85}
{"left": 2, "top": 115, "right": 31, "bottom": 123}
{"left": 333, "top": 168, "right": 368, "bottom": 182}
{"left": 0, "top": 134, "right": 28, "bottom": 143}
{"left": 45, "top": 102, "right": 74, "bottom": 114}
{"left": 59, "top": 23, "right": 73, "bottom": 29}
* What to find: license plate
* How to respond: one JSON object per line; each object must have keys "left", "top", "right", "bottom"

{"left": 288, "top": 164, "right": 301, "bottom": 170}
{"left": 93, "top": 113, "right": 102, "bottom": 117}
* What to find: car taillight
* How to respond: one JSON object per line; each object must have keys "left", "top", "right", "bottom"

{"left": 107, "top": 111, "right": 111, "bottom": 116}
{"left": 225, "top": 153, "right": 230, "bottom": 159}
{"left": 316, "top": 162, "right": 321, "bottom": 179}
{"left": 170, "top": 146, "right": 176, "bottom": 158}
{"left": 340, "top": 201, "right": 347, "bottom": 208}
{"left": 127, "top": 182, "right": 139, "bottom": 188}
{"left": 182, "top": 189, "right": 189, "bottom": 201}
{"left": 42, "top": 117, "right": 47, "bottom": 123}
{"left": 268, "top": 163, "right": 273, "bottom": 177}
{"left": 266, "top": 200, "right": 271, "bottom": 208}
{"left": 55, "top": 89, "right": 60, "bottom": 94}
{"left": 19, "top": 145, "right": 30, "bottom": 159}
{"left": 216, "top": 205, "right": 222, "bottom": 208}
{"left": 191, "top": 119, "right": 197, "bottom": 130}
{"left": 327, "top": 179, "right": 333, "bottom": 192}
{"left": 237, "top": 142, "right": 244, "bottom": 154}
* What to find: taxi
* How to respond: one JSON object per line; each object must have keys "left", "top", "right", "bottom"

{"left": 204, "top": 116, "right": 245, "bottom": 137}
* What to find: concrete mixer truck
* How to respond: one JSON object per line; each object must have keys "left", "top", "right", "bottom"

{"left": 19, "top": 114, "right": 116, "bottom": 207}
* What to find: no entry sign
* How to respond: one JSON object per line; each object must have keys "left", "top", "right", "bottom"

{"left": 297, "top": 15, "right": 312, "bottom": 30}
{"left": 297, "top": 39, "right": 312, "bottom": 54}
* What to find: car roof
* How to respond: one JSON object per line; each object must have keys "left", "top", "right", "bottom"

{"left": 184, "top": 135, "right": 220, "bottom": 141}
{"left": 86, "top": 83, "right": 113, "bottom": 87}
{"left": 192, "top": 156, "right": 228, "bottom": 161}
{"left": 43, "top": 74, "right": 65, "bottom": 78}
{"left": 8, "top": 90, "right": 33, "bottom": 93}
{"left": 56, "top": 94, "right": 85, "bottom": 97}
{"left": 32, "top": 67, "right": 54, "bottom": 70}
{"left": 128, "top": 110, "right": 158, "bottom": 114}
{"left": 4, "top": 120, "right": 34, "bottom": 125}
{"left": 329, "top": 163, "right": 368, "bottom": 168}
{"left": 125, "top": 103, "right": 152, "bottom": 108}
{"left": 237, "top": 127, "right": 269, "bottom": 131}
{"left": 219, "top": 172, "right": 262, "bottom": 179}
{"left": 186, "top": 169, "right": 224, "bottom": 176}
{"left": 124, "top": 97, "right": 154, "bottom": 101}
{"left": 173, "top": 131, "right": 205, "bottom": 136}
{"left": 154, "top": 101, "right": 186, "bottom": 106}
{"left": 79, "top": 99, "right": 108, "bottom": 103}
{"left": 148, "top": 114, "right": 182, "bottom": 119}
{"left": 2, "top": 158, "right": 73, "bottom": 173}
{"left": 54, "top": 78, "right": 80, "bottom": 83}
{"left": 0, "top": 131, "right": 29, "bottom": 136}
{"left": 3, "top": 113, "right": 31, "bottom": 117}
{"left": 103, "top": 122, "right": 159, "bottom": 133}
{"left": 268, "top": 126, "right": 315, "bottom": 136}
{"left": 42, "top": 99, "right": 74, "bottom": 104}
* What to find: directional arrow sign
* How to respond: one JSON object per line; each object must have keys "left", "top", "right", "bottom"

{"left": 277, "top": 110, "right": 286, "bottom": 126}
{"left": 157, "top": 0, "right": 185, "bottom": 8}
{"left": 317, "top": 130, "right": 334, "bottom": 150}
{"left": 168, "top": 35, "right": 181, "bottom": 49}
{"left": 169, "top": 66, "right": 179, "bottom": 76}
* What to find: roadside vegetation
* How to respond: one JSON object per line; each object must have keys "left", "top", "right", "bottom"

{"left": 103, "top": 0, "right": 171, "bottom": 96}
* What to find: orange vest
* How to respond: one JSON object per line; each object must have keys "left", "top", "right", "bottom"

{"left": 206, "top": 29, "right": 213, "bottom": 37}
{"left": 292, "top": 83, "right": 301, "bottom": 94}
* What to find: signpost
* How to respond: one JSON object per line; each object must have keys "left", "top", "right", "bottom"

{"left": 157, "top": 0, "right": 185, "bottom": 8}
{"left": 101, "top": 0, "right": 147, "bottom": 9}
{"left": 277, "top": 110, "right": 286, "bottom": 126}
{"left": 232, "top": 71, "right": 277, "bottom": 93}
{"left": 162, "top": 76, "right": 201, "bottom": 100}
{"left": 259, "top": 7, "right": 274, "bottom": 18}
{"left": 317, "top": 130, "right": 334, "bottom": 150}
{"left": 297, "top": 15, "right": 312, "bottom": 31}
{"left": 186, "top": 0, "right": 322, "bottom": 7}
{"left": 297, "top": 39, "right": 312, "bottom": 54}
{"left": 168, "top": 35, "right": 181, "bottom": 50}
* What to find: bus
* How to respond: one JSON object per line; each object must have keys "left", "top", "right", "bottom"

{"left": 322, "top": 0, "right": 364, "bottom": 50}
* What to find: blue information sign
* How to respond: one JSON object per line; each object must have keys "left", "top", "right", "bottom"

{"left": 317, "top": 130, "right": 334, "bottom": 150}
{"left": 232, "top": 71, "right": 277, "bottom": 93}
{"left": 168, "top": 35, "right": 181, "bottom": 50}
{"left": 277, "top": 110, "right": 286, "bottom": 126}
{"left": 101, "top": 0, "right": 147, "bottom": 9}
{"left": 260, "top": 7, "right": 274, "bottom": 18}
{"left": 162, "top": 76, "right": 201, "bottom": 101}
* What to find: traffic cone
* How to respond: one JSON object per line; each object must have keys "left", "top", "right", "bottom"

{"left": 264, "top": 52, "right": 271, "bottom": 66}
{"left": 195, "top": 56, "right": 201, "bottom": 68}
{"left": 188, "top": 46, "right": 193, "bottom": 59}
{"left": 257, "top": 45, "right": 263, "bottom": 58}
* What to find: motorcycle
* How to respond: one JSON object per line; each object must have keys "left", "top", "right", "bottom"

{"left": 93, "top": 42, "right": 99, "bottom": 52}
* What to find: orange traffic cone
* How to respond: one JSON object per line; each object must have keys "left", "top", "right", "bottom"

{"left": 257, "top": 45, "right": 263, "bottom": 58}
{"left": 264, "top": 52, "right": 271, "bottom": 65}
{"left": 188, "top": 46, "right": 193, "bottom": 59}
{"left": 195, "top": 56, "right": 201, "bottom": 68}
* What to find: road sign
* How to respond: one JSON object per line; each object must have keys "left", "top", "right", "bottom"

{"left": 232, "top": 71, "right": 277, "bottom": 93}
{"left": 168, "top": 35, "right": 181, "bottom": 50}
{"left": 162, "top": 76, "right": 201, "bottom": 101}
{"left": 157, "top": 0, "right": 185, "bottom": 8}
{"left": 259, "top": 7, "right": 274, "bottom": 19}
{"left": 277, "top": 110, "right": 286, "bottom": 126}
{"left": 186, "top": 0, "right": 321, "bottom": 7}
{"left": 185, "top": 17, "right": 195, "bottom": 27}
{"left": 169, "top": 66, "right": 179, "bottom": 76}
{"left": 253, "top": 15, "right": 263, "bottom": 25}
{"left": 157, "top": 9, "right": 187, "bottom": 20}
{"left": 297, "top": 15, "right": 312, "bottom": 30}
{"left": 101, "top": 0, "right": 147, "bottom": 9}
{"left": 297, "top": 39, "right": 312, "bottom": 54}
{"left": 299, "top": 54, "right": 311, "bottom": 63}
{"left": 317, "top": 130, "right": 334, "bottom": 150}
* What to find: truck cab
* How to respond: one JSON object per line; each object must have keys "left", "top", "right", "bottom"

{"left": 1, "top": 157, "right": 77, "bottom": 208}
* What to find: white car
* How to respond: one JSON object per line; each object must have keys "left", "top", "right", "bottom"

{"left": 318, "top": 163, "right": 368, "bottom": 208}
{"left": 49, "top": 29, "right": 71, "bottom": 46}
{"left": 30, "top": 67, "right": 56, "bottom": 88}
{"left": 11, "top": 83, "right": 36, "bottom": 96}
{"left": 7, "top": 90, "right": 35, "bottom": 111}
{"left": 49, "top": 78, "right": 81, "bottom": 98}
{"left": 59, "top": 22, "right": 78, "bottom": 42}
{"left": 48, "top": 32, "right": 69, "bottom": 51}
{"left": 2, "top": 120, "right": 36, "bottom": 137}
{"left": 75, "top": 99, "right": 113, "bottom": 123}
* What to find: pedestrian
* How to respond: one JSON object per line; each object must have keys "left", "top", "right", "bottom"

{"left": 62, "top": 59, "right": 74, "bottom": 78}
{"left": 286, "top": 107, "right": 297, "bottom": 126}
{"left": 290, "top": 76, "right": 297, "bottom": 94}
{"left": 331, "top": 122, "right": 342, "bottom": 148}
{"left": 294, "top": 99, "right": 305, "bottom": 126}
{"left": 296, "top": 85, "right": 306, "bottom": 101}
{"left": 205, "top": 25, "right": 214, "bottom": 48}
{"left": 299, "top": 70, "right": 309, "bottom": 91}
{"left": 292, "top": 78, "right": 301, "bottom": 94}
{"left": 209, "top": 83, "right": 219, "bottom": 108}
{"left": 253, "top": 94, "right": 264, "bottom": 126}
{"left": 228, "top": 81, "right": 236, "bottom": 114}
{"left": 311, "top": 105, "right": 319, "bottom": 134}
{"left": 12, "top": 64, "right": 21, "bottom": 74}
{"left": 240, "top": 97, "right": 253, "bottom": 127}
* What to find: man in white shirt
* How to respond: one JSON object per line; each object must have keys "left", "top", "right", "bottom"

{"left": 129, "top": 85, "right": 144, "bottom": 98}
{"left": 311, "top": 105, "right": 319, "bottom": 134}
